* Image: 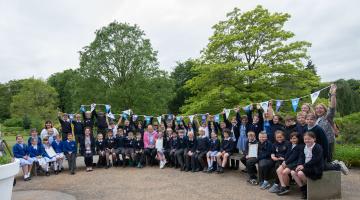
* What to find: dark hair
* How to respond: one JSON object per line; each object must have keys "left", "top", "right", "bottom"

{"left": 285, "top": 115, "right": 295, "bottom": 122}
{"left": 30, "top": 128, "right": 37, "bottom": 133}
{"left": 84, "top": 127, "right": 92, "bottom": 131}
{"left": 223, "top": 128, "right": 231, "bottom": 134}
{"left": 44, "top": 120, "right": 53, "bottom": 128}
{"left": 304, "top": 131, "right": 316, "bottom": 139}
{"left": 275, "top": 130, "right": 285, "bottom": 137}
{"left": 290, "top": 132, "right": 300, "bottom": 140}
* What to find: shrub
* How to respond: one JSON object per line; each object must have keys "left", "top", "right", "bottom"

{"left": 335, "top": 112, "right": 360, "bottom": 144}
{"left": 0, "top": 154, "right": 12, "bottom": 165}
{"left": 3, "top": 118, "right": 23, "bottom": 127}
{"left": 22, "top": 115, "right": 31, "bottom": 129}
{"left": 334, "top": 144, "right": 360, "bottom": 167}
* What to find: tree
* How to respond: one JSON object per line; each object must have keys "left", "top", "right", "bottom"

{"left": 78, "top": 21, "right": 174, "bottom": 114}
{"left": 181, "top": 5, "right": 320, "bottom": 114}
{"left": 0, "top": 79, "right": 26, "bottom": 121}
{"left": 168, "top": 59, "right": 198, "bottom": 113}
{"left": 10, "top": 78, "right": 59, "bottom": 121}
{"left": 334, "top": 79, "right": 360, "bottom": 116}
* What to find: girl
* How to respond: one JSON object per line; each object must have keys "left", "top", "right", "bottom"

{"left": 283, "top": 116, "right": 297, "bottom": 141}
{"left": 257, "top": 132, "right": 273, "bottom": 190}
{"left": 277, "top": 132, "right": 303, "bottom": 195}
{"left": 291, "top": 131, "right": 324, "bottom": 199}
{"left": 13, "top": 135, "right": 34, "bottom": 181}
{"left": 105, "top": 130, "right": 117, "bottom": 168}
{"left": 143, "top": 125, "right": 158, "bottom": 166}
{"left": 63, "top": 133, "right": 77, "bottom": 175}
{"left": 28, "top": 138, "right": 49, "bottom": 176}
{"left": 155, "top": 131, "right": 167, "bottom": 169}
{"left": 123, "top": 131, "right": 136, "bottom": 167}
{"left": 42, "top": 137, "right": 58, "bottom": 175}
{"left": 268, "top": 130, "right": 291, "bottom": 193}
{"left": 81, "top": 109, "right": 94, "bottom": 129}
{"left": 240, "top": 131, "right": 258, "bottom": 185}
{"left": 236, "top": 108, "right": 250, "bottom": 154}
{"left": 269, "top": 115, "right": 285, "bottom": 143}
{"left": 51, "top": 134, "right": 65, "bottom": 173}
{"left": 95, "top": 133, "right": 106, "bottom": 167}
{"left": 27, "top": 128, "right": 42, "bottom": 146}
{"left": 185, "top": 131, "right": 197, "bottom": 172}
{"left": 206, "top": 131, "right": 220, "bottom": 172}
{"left": 132, "top": 132, "right": 144, "bottom": 168}
{"left": 248, "top": 104, "right": 264, "bottom": 139}
{"left": 216, "top": 128, "right": 234, "bottom": 173}
{"left": 80, "top": 127, "right": 95, "bottom": 172}
{"left": 301, "top": 103, "right": 314, "bottom": 114}
{"left": 93, "top": 109, "right": 108, "bottom": 135}
{"left": 296, "top": 112, "right": 307, "bottom": 142}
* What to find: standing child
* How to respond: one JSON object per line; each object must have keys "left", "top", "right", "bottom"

{"left": 283, "top": 116, "right": 297, "bottom": 141}
{"left": 105, "top": 130, "right": 117, "bottom": 168}
{"left": 185, "top": 131, "right": 197, "bottom": 172}
{"left": 240, "top": 131, "right": 258, "bottom": 185}
{"left": 72, "top": 114, "right": 84, "bottom": 150}
{"left": 248, "top": 104, "right": 264, "bottom": 139}
{"left": 51, "top": 134, "right": 65, "bottom": 173}
{"left": 276, "top": 132, "right": 303, "bottom": 195}
{"left": 216, "top": 128, "right": 234, "bottom": 173}
{"left": 95, "top": 133, "right": 106, "bottom": 167}
{"left": 291, "top": 131, "right": 324, "bottom": 199}
{"left": 58, "top": 113, "right": 72, "bottom": 141}
{"left": 268, "top": 130, "right": 291, "bottom": 193}
{"left": 236, "top": 108, "right": 250, "bottom": 154}
{"left": 94, "top": 109, "right": 108, "bottom": 135}
{"left": 155, "top": 131, "right": 167, "bottom": 169}
{"left": 132, "top": 132, "right": 144, "bottom": 168}
{"left": 257, "top": 132, "right": 274, "bottom": 190}
{"left": 195, "top": 128, "right": 209, "bottom": 172}
{"left": 13, "top": 135, "right": 34, "bottom": 181}
{"left": 206, "top": 131, "right": 220, "bottom": 172}
{"left": 80, "top": 127, "right": 95, "bottom": 172}
{"left": 63, "top": 133, "right": 77, "bottom": 175}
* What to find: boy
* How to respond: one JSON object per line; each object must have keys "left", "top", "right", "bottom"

{"left": 115, "top": 129, "right": 126, "bottom": 166}
{"left": 185, "top": 131, "right": 197, "bottom": 172}
{"left": 257, "top": 132, "right": 274, "bottom": 190}
{"left": 58, "top": 112, "right": 72, "bottom": 141}
{"left": 105, "top": 129, "right": 117, "bottom": 168}
{"left": 195, "top": 127, "right": 209, "bottom": 172}
{"left": 216, "top": 128, "right": 234, "bottom": 173}
{"left": 168, "top": 131, "right": 178, "bottom": 168}
{"left": 13, "top": 135, "right": 34, "bottom": 181}
{"left": 72, "top": 114, "right": 84, "bottom": 148}
{"left": 95, "top": 133, "right": 106, "bottom": 167}
{"left": 284, "top": 116, "right": 297, "bottom": 141}
{"left": 132, "top": 132, "right": 144, "bottom": 168}
{"left": 295, "top": 112, "right": 307, "bottom": 142}
{"left": 63, "top": 133, "right": 77, "bottom": 175}
{"left": 123, "top": 132, "right": 136, "bottom": 167}
{"left": 175, "top": 129, "right": 188, "bottom": 171}
{"left": 240, "top": 131, "right": 258, "bottom": 185}
{"left": 94, "top": 110, "right": 108, "bottom": 135}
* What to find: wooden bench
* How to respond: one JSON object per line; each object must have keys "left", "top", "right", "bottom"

{"left": 307, "top": 170, "right": 341, "bottom": 200}
{"left": 229, "top": 153, "right": 242, "bottom": 169}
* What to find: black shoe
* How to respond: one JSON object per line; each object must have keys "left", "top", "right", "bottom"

{"left": 277, "top": 187, "right": 289, "bottom": 195}
{"left": 45, "top": 172, "right": 50, "bottom": 176}
{"left": 55, "top": 170, "right": 59, "bottom": 175}
{"left": 194, "top": 168, "right": 200, "bottom": 172}
{"left": 70, "top": 171, "right": 75, "bottom": 175}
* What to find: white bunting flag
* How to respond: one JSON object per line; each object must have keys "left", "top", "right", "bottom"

{"left": 90, "top": 103, "right": 96, "bottom": 112}
{"left": 189, "top": 115, "right": 194, "bottom": 123}
{"left": 123, "top": 109, "right": 131, "bottom": 116}
{"left": 107, "top": 112, "right": 115, "bottom": 119}
{"left": 157, "top": 116, "right": 162, "bottom": 124}
{"left": 310, "top": 91, "right": 320, "bottom": 104}
{"left": 260, "top": 101, "right": 269, "bottom": 113}
{"left": 224, "top": 109, "right": 231, "bottom": 119}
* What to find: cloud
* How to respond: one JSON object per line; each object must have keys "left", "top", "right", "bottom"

{"left": 0, "top": 0, "right": 359, "bottom": 83}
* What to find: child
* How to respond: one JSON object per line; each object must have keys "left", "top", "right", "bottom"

{"left": 13, "top": 135, "right": 34, "bottom": 181}
{"left": 42, "top": 137, "right": 57, "bottom": 175}
{"left": 63, "top": 133, "right": 77, "bottom": 175}
{"left": 27, "top": 128, "right": 42, "bottom": 146}
{"left": 269, "top": 115, "right": 285, "bottom": 143}
{"left": 240, "top": 131, "right": 258, "bottom": 184}
{"left": 168, "top": 131, "right": 178, "bottom": 168}
{"left": 268, "top": 130, "right": 291, "bottom": 193}
{"left": 105, "top": 129, "right": 117, "bottom": 168}
{"left": 195, "top": 127, "right": 209, "bottom": 172}
{"left": 206, "top": 131, "right": 220, "bottom": 172}
{"left": 123, "top": 131, "right": 136, "bottom": 167}
{"left": 80, "top": 127, "right": 95, "bottom": 172}
{"left": 51, "top": 134, "right": 65, "bottom": 173}
{"left": 185, "top": 131, "right": 197, "bottom": 172}
{"left": 248, "top": 104, "right": 264, "bottom": 139}
{"left": 58, "top": 113, "right": 72, "bottom": 141}
{"left": 283, "top": 116, "right": 297, "bottom": 141}
{"left": 115, "top": 128, "right": 125, "bottom": 166}
{"left": 132, "top": 132, "right": 144, "bottom": 168}
{"left": 236, "top": 108, "right": 250, "bottom": 153}
{"left": 276, "top": 132, "right": 303, "bottom": 195}
{"left": 155, "top": 131, "right": 167, "bottom": 169}
{"left": 94, "top": 109, "right": 108, "bottom": 135}
{"left": 257, "top": 132, "right": 274, "bottom": 190}
{"left": 82, "top": 110, "right": 94, "bottom": 129}
{"left": 95, "top": 133, "right": 106, "bottom": 167}
{"left": 72, "top": 114, "right": 84, "bottom": 148}
{"left": 305, "top": 113, "right": 329, "bottom": 162}
{"left": 291, "top": 131, "right": 324, "bottom": 199}
{"left": 216, "top": 128, "right": 234, "bottom": 173}
{"left": 175, "top": 129, "right": 188, "bottom": 171}
{"left": 295, "top": 112, "right": 307, "bottom": 142}
{"left": 28, "top": 138, "right": 49, "bottom": 176}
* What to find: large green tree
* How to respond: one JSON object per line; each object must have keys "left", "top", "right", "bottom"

{"left": 77, "top": 21, "right": 174, "bottom": 115}
{"left": 181, "top": 5, "right": 320, "bottom": 114}
{"left": 0, "top": 79, "right": 26, "bottom": 121}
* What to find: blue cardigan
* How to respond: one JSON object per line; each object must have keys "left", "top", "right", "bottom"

{"left": 52, "top": 140, "right": 64, "bottom": 153}
{"left": 28, "top": 145, "right": 45, "bottom": 157}
{"left": 13, "top": 143, "right": 29, "bottom": 158}
{"left": 62, "top": 140, "right": 77, "bottom": 153}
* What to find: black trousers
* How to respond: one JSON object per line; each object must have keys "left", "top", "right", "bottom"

{"left": 244, "top": 157, "right": 258, "bottom": 179}
{"left": 144, "top": 148, "right": 157, "bottom": 166}
{"left": 195, "top": 151, "right": 207, "bottom": 170}
{"left": 133, "top": 151, "right": 144, "bottom": 165}
{"left": 65, "top": 152, "right": 76, "bottom": 173}
{"left": 258, "top": 159, "right": 273, "bottom": 182}
{"left": 185, "top": 150, "right": 195, "bottom": 170}
{"left": 175, "top": 148, "right": 186, "bottom": 168}
{"left": 84, "top": 153, "right": 93, "bottom": 167}
{"left": 169, "top": 149, "right": 177, "bottom": 166}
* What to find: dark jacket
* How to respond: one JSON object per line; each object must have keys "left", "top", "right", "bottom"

{"left": 297, "top": 143, "right": 324, "bottom": 180}
{"left": 220, "top": 138, "right": 234, "bottom": 153}
{"left": 169, "top": 137, "right": 178, "bottom": 150}
{"left": 209, "top": 138, "right": 220, "bottom": 152}
{"left": 187, "top": 138, "right": 197, "bottom": 152}
{"left": 13, "top": 143, "right": 29, "bottom": 158}
{"left": 258, "top": 141, "right": 273, "bottom": 160}
{"left": 115, "top": 136, "right": 125, "bottom": 148}
{"left": 104, "top": 137, "right": 116, "bottom": 149}
{"left": 305, "top": 125, "right": 329, "bottom": 161}
{"left": 284, "top": 124, "right": 297, "bottom": 141}
{"left": 72, "top": 120, "right": 84, "bottom": 137}
{"left": 272, "top": 140, "right": 291, "bottom": 158}
{"left": 133, "top": 139, "right": 144, "bottom": 151}
{"left": 28, "top": 145, "right": 44, "bottom": 157}
{"left": 59, "top": 117, "right": 72, "bottom": 134}
{"left": 95, "top": 140, "right": 105, "bottom": 152}
{"left": 62, "top": 140, "right": 77, "bottom": 153}
{"left": 80, "top": 135, "right": 96, "bottom": 156}
{"left": 94, "top": 111, "right": 107, "bottom": 130}
{"left": 51, "top": 140, "right": 63, "bottom": 153}
{"left": 248, "top": 109, "right": 264, "bottom": 138}
{"left": 176, "top": 136, "right": 188, "bottom": 150}
{"left": 285, "top": 144, "right": 304, "bottom": 165}
{"left": 196, "top": 137, "right": 209, "bottom": 152}
{"left": 82, "top": 110, "right": 95, "bottom": 129}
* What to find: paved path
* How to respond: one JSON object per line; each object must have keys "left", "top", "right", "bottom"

{"left": 12, "top": 157, "right": 360, "bottom": 200}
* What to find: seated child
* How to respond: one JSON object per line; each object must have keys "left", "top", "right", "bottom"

{"left": 175, "top": 129, "right": 188, "bottom": 171}
{"left": 132, "top": 132, "right": 144, "bottom": 168}
{"left": 95, "top": 133, "right": 106, "bottom": 167}
{"left": 194, "top": 127, "right": 209, "bottom": 172}
{"left": 185, "top": 131, "right": 197, "bottom": 172}
{"left": 268, "top": 130, "right": 291, "bottom": 193}
{"left": 63, "top": 133, "right": 77, "bottom": 175}
{"left": 291, "top": 131, "right": 324, "bottom": 199}
{"left": 240, "top": 131, "right": 258, "bottom": 185}
{"left": 13, "top": 135, "right": 34, "bottom": 181}
{"left": 206, "top": 131, "right": 220, "bottom": 172}
{"left": 123, "top": 131, "right": 136, "bottom": 167}
{"left": 277, "top": 132, "right": 303, "bottom": 195}
{"left": 257, "top": 132, "right": 274, "bottom": 190}
{"left": 155, "top": 131, "right": 167, "bottom": 169}
{"left": 105, "top": 129, "right": 117, "bottom": 168}
{"left": 42, "top": 137, "right": 57, "bottom": 175}
{"left": 168, "top": 131, "right": 178, "bottom": 168}
{"left": 216, "top": 128, "right": 234, "bottom": 173}
{"left": 28, "top": 138, "right": 49, "bottom": 176}
{"left": 51, "top": 134, "right": 65, "bottom": 173}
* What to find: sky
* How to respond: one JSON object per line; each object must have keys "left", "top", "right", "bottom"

{"left": 0, "top": 0, "right": 359, "bottom": 83}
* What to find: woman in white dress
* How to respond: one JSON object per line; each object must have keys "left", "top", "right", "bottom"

{"left": 40, "top": 120, "right": 59, "bottom": 144}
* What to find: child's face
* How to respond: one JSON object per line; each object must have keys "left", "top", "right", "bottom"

{"left": 253, "top": 116, "right": 259, "bottom": 124}
{"left": 220, "top": 122, "right": 226, "bottom": 129}
{"left": 290, "top": 136, "right": 299, "bottom": 145}
{"left": 31, "top": 131, "right": 37, "bottom": 137}
{"left": 85, "top": 112, "right": 91, "bottom": 119}
{"left": 199, "top": 130, "right": 205, "bottom": 136}
{"left": 31, "top": 139, "right": 37, "bottom": 146}
{"left": 136, "top": 134, "right": 141, "bottom": 140}
{"left": 48, "top": 129, "right": 54, "bottom": 135}
{"left": 301, "top": 105, "right": 310, "bottom": 113}
{"left": 224, "top": 132, "right": 229, "bottom": 139}
{"left": 56, "top": 136, "right": 61, "bottom": 141}
{"left": 43, "top": 140, "right": 49, "bottom": 145}
{"left": 158, "top": 132, "right": 163, "bottom": 138}
{"left": 259, "top": 134, "right": 267, "bottom": 143}
{"left": 275, "top": 134, "right": 285, "bottom": 143}
{"left": 241, "top": 118, "right": 247, "bottom": 124}
{"left": 188, "top": 132, "right": 194, "bottom": 139}
{"left": 231, "top": 118, "right": 237, "bottom": 125}
{"left": 297, "top": 115, "right": 306, "bottom": 125}
{"left": 17, "top": 136, "right": 24, "bottom": 144}
{"left": 166, "top": 129, "right": 173, "bottom": 135}
{"left": 108, "top": 132, "right": 113, "bottom": 138}
{"left": 67, "top": 134, "right": 73, "bottom": 141}
{"left": 85, "top": 129, "right": 91, "bottom": 136}
{"left": 285, "top": 120, "right": 294, "bottom": 127}
{"left": 172, "top": 133, "right": 177, "bottom": 138}
{"left": 124, "top": 120, "right": 130, "bottom": 126}
{"left": 76, "top": 115, "right": 81, "bottom": 121}
{"left": 128, "top": 132, "right": 134, "bottom": 139}
{"left": 273, "top": 116, "right": 279, "bottom": 124}
{"left": 248, "top": 134, "right": 255, "bottom": 141}
{"left": 304, "top": 135, "right": 315, "bottom": 146}
{"left": 63, "top": 115, "right": 69, "bottom": 121}
{"left": 178, "top": 132, "right": 184, "bottom": 138}
{"left": 97, "top": 134, "right": 103, "bottom": 140}
{"left": 118, "top": 129, "right": 124, "bottom": 136}
{"left": 211, "top": 132, "right": 217, "bottom": 139}
{"left": 306, "top": 116, "right": 316, "bottom": 127}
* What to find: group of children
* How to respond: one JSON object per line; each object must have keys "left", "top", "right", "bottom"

{"left": 13, "top": 99, "right": 348, "bottom": 199}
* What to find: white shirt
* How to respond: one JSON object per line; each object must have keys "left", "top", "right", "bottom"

{"left": 304, "top": 143, "right": 315, "bottom": 163}
{"left": 40, "top": 128, "right": 59, "bottom": 143}
{"left": 155, "top": 137, "right": 164, "bottom": 151}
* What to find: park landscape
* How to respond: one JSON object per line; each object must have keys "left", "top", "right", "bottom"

{"left": 0, "top": 1, "right": 360, "bottom": 200}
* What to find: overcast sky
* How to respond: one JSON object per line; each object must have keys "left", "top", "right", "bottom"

{"left": 0, "top": 0, "right": 359, "bottom": 83}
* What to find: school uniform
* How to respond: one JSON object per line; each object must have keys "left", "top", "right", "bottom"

{"left": 295, "top": 123, "right": 307, "bottom": 143}
{"left": 194, "top": 136, "right": 209, "bottom": 170}
{"left": 185, "top": 138, "right": 197, "bottom": 171}
{"left": 27, "top": 136, "right": 42, "bottom": 147}
{"left": 175, "top": 136, "right": 188, "bottom": 170}
{"left": 82, "top": 111, "right": 94, "bottom": 129}
{"left": 28, "top": 144, "right": 48, "bottom": 172}
{"left": 51, "top": 140, "right": 65, "bottom": 170}
{"left": 72, "top": 120, "right": 84, "bottom": 143}
{"left": 220, "top": 138, "right": 235, "bottom": 154}
{"left": 124, "top": 137, "right": 136, "bottom": 165}
{"left": 240, "top": 140, "right": 259, "bottom": 180}
{"left": 95, "top": 139, "right": 106, "bottom": 166}
{"left": 272, "top": 140, "right": 291, "bottom": 184}
{"left": 13, "top": 143, "right": 34, "bottom": 166}
{"left": 168, "top": 137, "right": 178, "bottom": 167}
{"left": 94, "top": 111, "right": 108, "bottom": 134}
{"left": 105, "top": 136, "right": 117, "bottom": 165}
{"left": 42, "top": 144, "right": 58, "bottom": 171}
{"left": 208, "top": 138, "right": 220, "bottom": 157}
{"left": 80, "top": 135, "right": 95, "bottom": 167}
{"left": 132, "top": 139, "right": 144, "bottom": 166}
{"left": 269, "top": 121, "right": 285, "bottom": 143}
{"left": 284, "top": 144, "right": 304, "bottom": 170}
{"left": 297, "top": 143, "right": 324, "bottom": 180}
{"left": 305, "top": 125, "right": 329, "bottom": 162}
{"left": 63, "top": 140, "right": 77, "bottom": 173}
{"left": 284, "top": 124, "right": 296, "bottom": 141}
{"left": 236, "top": 111, "right": 251, "bottom": 152}
{"left": 248, "top": 109, "right": 264, "bottom": 139}
{"left": 258, "top": 140, "right": 274, "bottom": 182}
{"left": 59, "top": 117, "right": 72, "bottom": 141}
{"left": 115, "top": 135, "right": 125, "bottom": 160}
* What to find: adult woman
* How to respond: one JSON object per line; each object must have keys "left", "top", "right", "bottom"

{"left": 315, "top": 84, "right": 336, "bottom": 161}
{"left": 40, "top": 120, "right": 59, "bottom": 144}
{"left": 80, "top": 127, "right": 95, "bottom": 172}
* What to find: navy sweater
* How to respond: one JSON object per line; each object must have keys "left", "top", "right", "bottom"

{"left": 220, "top": 138, "right": 234, "bottom": 153}
{"left": 187, "top": 138, "right": 197, "bottom": 152}
{"left": 59, "top": 117, "right": 72, "bottom": 134}
{"left": 196, "top": 137, "right": 209, "bottom": 152}
{"left": 28, "top": 145, "right": 44, "bottom": 157}
{"left": 133, "top": 139, "right": 144, "bottom": 151}
{"left": 95, "top": 140, "right": 105, "bottom": 151}
{"left": 209, "top": 139, "right": 220, "bottom": 151}
{"left": 62, "top": 140, "right": 77, "bottom": 153}
{"left": 272, "top": 140, "right": 291, "bottom": 158}
{"left": 284, "top": 144, "right": 304, "bottom": 165}
{"left": 176, "top": 137, "right": 188, "bottom": 150}
{"left": 258, "top": 141, "right": 273, "bottom": 160}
